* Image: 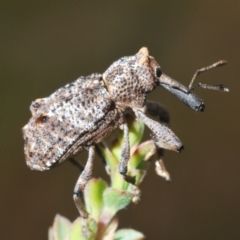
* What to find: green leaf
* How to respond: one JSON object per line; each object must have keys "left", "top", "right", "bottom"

{"left": 129, "top": 140, "right": 155, "bottom": 169}
{"left": 114, "top": 228, "right": 145, "bottom": 240}
{"left": 97, "top": 143, "right": 118, "bottom": 170}
{"left": 84, "top": 178, "right": 108, "bottom": 221}
{"left": 48, "top": 214, "right": 71, "bottom": 240}
{"left": 103, "top": 188, "right": 133, "bottom": 215}
{"left": 68, "top": 217, "right": 84, "bottom": 240}
{"left": 127, "top": 115, "right": 145, "bottom": 147}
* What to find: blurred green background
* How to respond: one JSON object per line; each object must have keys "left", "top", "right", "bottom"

{"left": 1, "top": 1, "right": 239, "bottom": 239}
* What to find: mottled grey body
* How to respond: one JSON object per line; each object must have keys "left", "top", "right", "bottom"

{"left": 22, "top": 47, "right": 228, "bottom": 223}
{"left": 23, "top": 74, "right": 122, "bottom": 171}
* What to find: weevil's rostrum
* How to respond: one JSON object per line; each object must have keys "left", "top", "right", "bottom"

{"left": 22, "top": 47, "right": 228, "bottom": 218}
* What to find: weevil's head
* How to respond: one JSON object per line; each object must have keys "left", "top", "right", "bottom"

{"left": 103, "top": 47, "right": 211, "bottom": 113}
{"left": 102, "top": 47, "right": 162, "bottom": 109}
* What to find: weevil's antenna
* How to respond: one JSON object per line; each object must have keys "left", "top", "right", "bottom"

{"left": 188, "top": 60, "right": 229, "bottom": 93}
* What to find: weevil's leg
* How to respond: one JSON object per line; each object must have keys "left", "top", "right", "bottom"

{"left": 134, "top": 109, "right": 183, "bottom": 152}
{"left": 118, "top": 123, "right": 130, "bottom": 177}
{"left": 73, "top": 145, "right": 95, "bottom": 219}
{"left": 146, "top": 101, "right": 170, "bottom": 125}
{"left": 156, "top": 147, "right": 165, "bottom": 158}
{"left": 141, "top": 104, "right": 172, "bottom": 181}
{"left": 146, "top": 101, "right": 170, "bottom": 158}
{"left": 188, "top": 60, "right": 229, "bottom": 92}
{"left": 69, "top": 158, "right": 84, "bottom": 172}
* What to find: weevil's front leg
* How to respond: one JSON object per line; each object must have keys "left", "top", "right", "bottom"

{"left": 73, "top": 145, "right": 95, "bottom": 218}
{"left": 134, "top": 109, "right": 183, "bottom": 152}
{"left": 146, "top": 101, "right": 170, "bottom": 125}
{"left": 118, "top": 123, "right": 130, "bottom": 177}
{"left": 146, "top": 101, "right": 169, "bottom": 157}
{"left": 138, "top": 106, "right": 174, "bottom": 182}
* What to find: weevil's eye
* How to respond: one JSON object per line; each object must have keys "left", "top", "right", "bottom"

{"left": 155, "top": 67, "right": 162, "bottom": 78}
{"left": 35, "top": 114, "right": 48, "bottom": 124}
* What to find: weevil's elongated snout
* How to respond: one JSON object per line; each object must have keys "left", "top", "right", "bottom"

{"left": 158, "top": 73, "right": 205, "bottom": 112}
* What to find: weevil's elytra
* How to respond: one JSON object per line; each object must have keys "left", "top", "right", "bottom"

{"left": 23, "top": 74, "right": 123, "bottom": 171}
{"left": 23, "top": 47, "right": 228, "bottom": 218}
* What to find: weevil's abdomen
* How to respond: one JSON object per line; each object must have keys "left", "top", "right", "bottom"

{"left": 23, "top": 74, "right": 121, "bottom": 171}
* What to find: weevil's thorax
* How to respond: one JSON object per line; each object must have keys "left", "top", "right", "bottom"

{"left": 103, "top": 48, "right": 161, "bottom": 110}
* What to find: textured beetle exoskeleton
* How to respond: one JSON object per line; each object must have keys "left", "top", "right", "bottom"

{"left": 23, "top": 47, "right": 228, "bottom": 219}
{"left": 23, "top": 74, "right": 123, "bottom": 171}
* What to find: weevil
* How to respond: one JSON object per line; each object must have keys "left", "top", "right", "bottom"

{"left": 22, "top": 47, "right": 228, "bottom": 219}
